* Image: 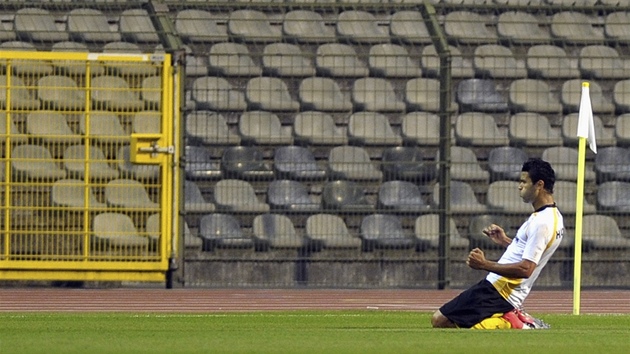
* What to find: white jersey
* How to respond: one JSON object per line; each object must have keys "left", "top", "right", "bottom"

{"left": 486, "top": 205, "right": 565, "bottom": 309}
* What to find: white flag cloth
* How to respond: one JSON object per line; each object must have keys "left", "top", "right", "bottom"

{"left": 577, "top": 82, "right": 597, "bottom": 154}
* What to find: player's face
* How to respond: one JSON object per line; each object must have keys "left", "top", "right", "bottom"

{"left": 519, "top": 172, "right": 537, "bottom": 204}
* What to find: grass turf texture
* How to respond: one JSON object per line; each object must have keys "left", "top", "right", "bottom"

{"left": 1, "top": 312, "right": 629, "bottom": 354}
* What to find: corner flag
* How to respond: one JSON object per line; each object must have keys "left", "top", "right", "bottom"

{"left": 573, "top": 82, "right": 597, "bottom": 316}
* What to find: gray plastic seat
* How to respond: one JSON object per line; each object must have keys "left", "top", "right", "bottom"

{"left": 228, "top": 10, "right": 282, "bottom": 43}
{"left": 597, "top": 182, "right": 630, "bottom": 213}
{"left": 456, "top": 79, "right": 509, "bottom": 112}
{"left": 38, "top": 75, "right": 86, "bottom": 111}
{"left": 105, "top": 178, "right": 159, "bottom": 210}
{"left": 184, "top": 180, "right": 215, "bottom": 213}
{"left": 91, "top": 75, "right": 145, "bottom": 112}
{"left": 119, "top": 9, "right": 160, "bottom": 43}
{"left": 116, "top": 146, "right": 160, "bottom": 181}
{"left": 184, "top": 145, "right": 222, "bottom": 180}
{"left": 51, "top": 41, "right": 106, "bottom": 76}
{"left": 79, "top": 111, "right": 128, "bottom": 145}
{"left": 414, "top": 214, "right": 468, "bottom": 251}
{"left": 298, "top": 78, "right": 352, "bottom": 112}
{"left": 245, "top": 77, "right": 300, "bottom": 112}
{"left": 0, "top": 112, "right": 27, "bottom": 145}
{"left": 381, "top": 146, "right": 436, "bottom": 182}
{"left": 101, "top": 42, "right": 157, "bottom": 77}
{"left": 497, "top": 11, "right": 550, "bottom": 44}
{"left": 316, "top": 44, "right": 369, "bottom": 78}
{"left": 554, "top": 181, "right": 596, "bottom": 215}
{"left": 455, "top": 112, "right": 509, "bottom": 146}
{"left": 444, "top": 11, "right": 497, "bottom": 44}
{"left": 175, "top": 9, "right": 229, "bottom": 43}
{"left": 282, "top": 10, "right": 336, "bottom": 44}
{"left": 336, "top": 10, "right": 389, "bottom": 44}
{"left": 594, "top": 147, "right": 630, "bottom": 183}
{"left": 421, "top": 45, "right": 474, "bottom": 78}
{"left": 0, "top": 75, "right": 40, "bottom": 110}
{"left": 213, "top": 179, "right": 270, "bottom": 213}
{"left": 348, "top": 112, "right": 402, "bottom": 146}
{"left": 579, "top": 45, "right": 630, "bottom": 79}
{"left": 239, "top": 111, "right": 294, "bottom": 145}
{"left": 11, "top": 144, "right": 67, "bottom": 181}
{"left": 199, "top": 213, "right": 253, "bottom": 251}
{"left": 63, "top": 145, "right": 119, "bottom": 181}
{"left": 191, "top": 76, "right": 246, "bottom": 111}
{"left": 368, "top": 44, "right": 422, "bottom": 78}
{"left": 473, "top": 44, "right": 527, "bottom": 79}
{"left": 140, "top": 76, "right": 162, "bottom": 109}
{"left": 431, "top": 181, "right": 487, "bottom": 214}
{"left": 305, "top": 214, "right": 361, "bottom": 250}
{"left": 613, "top": 80, "right": 630, "bottom": 114}
{"left": 274, "top": 146, "right": 326, "bottom": 181}
{"left": 405, "top": 78, "right": 458, "bottom": 113}
{"left": 526, "top": 45, "right": 580, "bottom": 79}
{"left": 208, "top": 43, "right": 262, "bottom": 77}
{"left": 581, "top": 214, "right": 630, "bottom": 250}
{"left": 322, "top": 180, "right": 374, "bottom": 211}
{"left": 389, "top": 11, "right": 431, "bottom": 44}
{"left": 51, "top": 178, "right": 107, "bottom": 209}
{"left": 267, "top": 179, "right": 320, "bottom": 212}
{"left": 605, "top": 11, "right": 630, "bottom": 44}
{"left": 262, "top": 43, "right": 315, "bottom": 78}
{"left": 508, "top": 79, "right": 562, "bottom": 113}
{"left": 253, "top": 214, "right": 304, "bottom": 251}
{"left": 14, "top": 8, "right": 69, "bottom": 42}
{"left": 550, "top": 11, "right": 605, "bottom": 45}
{"left": 93, "top": 212, "right": 149, "bottom": 248}
{"left": 438, "top": 146, "right": 490, "bottom": 182}
{"left": 293, "top": 111, "right": 348, "bottom": 145}
{"left": 401, "top": 112, "right": 440, "bottom": 146}
{"left": 561, "top": 113, "right": 616, "bottom": 147}
{"left": 487, "top": 147, "right": 528, "bottom": 182}
{"left": 185, "top": 111, "right": 241, "bottom": 146}
{"left": 67, "top": 8, "right": 121, "bottom": 43}
{"left": 0, "top": 41, "right": 53, "bottom": 76}
{"left": 361, "top": 214, "right": 415, "bottom": 251}
{"left": 543, "top": 146, "right": 596, "bottom": 182}
{"left": 377, "top": 180, "right": 431, "bottom": 212}
{"left": 220, "top": 146, "right": 274, "bottom": 181}
{"left": 616, "top": 114, "right": 630, "bottom": 145}
{"left": 328, "top": 146, "right": 382, "bottom": 181}
{"left": 508, "top": 112, "right": 563, "bottom": 147}
{"left": 26, "top": 111, "right": 82, "bottom": 145}
{"left": 352, "top": 78, "right": 405, "bottom": 112}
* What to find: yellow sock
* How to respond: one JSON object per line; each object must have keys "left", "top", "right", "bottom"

{"left": 471, "top": 313, "right": 512, "bottom": 330}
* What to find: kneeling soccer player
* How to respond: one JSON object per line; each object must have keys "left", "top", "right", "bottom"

{"left": 432, "top": 158, "right": 564, "bottom": 330}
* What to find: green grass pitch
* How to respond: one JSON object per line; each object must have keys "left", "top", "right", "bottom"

{"left": 1, "top": 312, "right": 629, "bottom": 354}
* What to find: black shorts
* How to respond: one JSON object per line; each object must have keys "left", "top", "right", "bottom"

{"left": 439, "top": 279, "right": 515, "bottom": 328}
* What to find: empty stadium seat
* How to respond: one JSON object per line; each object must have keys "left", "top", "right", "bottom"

{"left": 140, "top": 76, "right": 161, "bottom": 109}
{"left": 0, "top": 112, "right": 27, "bottom": 145}
{"left": 273, "top": 146, "right": 326, "bottom": 181}
{"left": 496, "top": 11, "right": 550, "bottom": 44}
{"left": 405, "top": 78, "right": 458, "bottom": 113}
{"left": 63, "top": 145, "right": 119, "bottom": 181}
{"left": 454, "top": 112, "right": 509, "bottom": 146}
{"left": 245, "top": 77, "right": 300, "bottom": 112}
{"left": 336, "top": 10, "right": 389, "bottom": 44}
{"left": 14, "top": 8, "right": 69, "bottom": 43}
{"left": 440, "top": 146, "right": 490, "bottom": 182}
{"left": 542, "top": 146, "right": 596, "bottom": 182}
{"left": 51, "top": 41, "right": 106, "bottom": 76}
{"left": 421, "top": 45, "right": 475, "bottom": 78}
{"left": 0, "top": 75, "right": 40, "bottom": 110}
{"left": 604, "top": 11, "right": 630, "bottom": 44}
{"left": 444, "top": 11, "right": 497, "bottom": 44}
{"left": 431, "top": 181, "right": 487, "bottom": 214}
{"left": 347, "top": 112, "right": 402, "bottom": 146}
{"left": 199, "top": 213, "right": 254, "bottom": 251}
{"left": 616, "top": 114, "right": 630, "bottom": 145}
{"left": 360, "top": 214, "right": 415, "bottom": 251}
{"left": 220, "top": 146, "right": 274, "bottom": 180}
{"left": 473, "top": 44, "right": 527, "bottom": 79}
{"left": 184, "top": 145, "right": 222, "bottom": 180}
{"left": 262, "top": 43, "right": 315, "bottom": 78}
{"left": 560, "top": 80, "right": 614, "bottom": 114}
{"left": 228, "top": 10, "right": 282, "bottom": 43}
{"left": 594, "top": 147, "right": 630, "bottom": 182}
{"left": 389, "top": 11, "right": 432, "bottom": 44}
{"left": 377, "top": 180, "right": 431, "bottom": 212}
{"left": 579, "top": 45, "right": 630, "bottom": 79}
{"left": 252, "top": 213, "right": 304, "bottom": 250}
{"left": 401, "top": 112, "right": 441, "bottom": 146}
{"left": 368, "top": 44, "right": 422, "bottom": 78}
{"left": 213, "top": 179, "right": 270, "bottom": 213}
{"left": 298, "top": 78, "right": 353, "bottom": 112}
{"left": 238, "top": 111, "right": 293, "bottom": 145}
{"left": 526, "top": 45, "right": 580, "bottom": 79}
{"left": 102, "top": 42, "right": 158, "bottom": 77}
{"left": 327, "top": 146, "right": 382, "bottom": 181}
{"left": 191, "top": 77, "right": 246, "bottom": 111}
{"left": 554, "top": 181, "right": 596, "bottom": 215}
{"left": 316, "top": 43, "right": 369, "bottom": 78}
{"left": 79, "top": 111, "right": 129, "bottom": 145}
{"left": 381, "top": 146, "right": 436, "bottom": 182}
{"left": 91, "top": 75, "right": 145, "bottom": 112}
{"left": 282, "top": 10, "right": 336, "bottom": 44}
{"left": 581, "top": 214, "right": 630, "bottom": 250}
{"left": 561, "top": 113, "right": 616, "bottom": 147}
{"left": 550, "top": 11, "right": 605, "bottom": 44}
{"left": 208, "top": 43, "right": 262, "bottom": 77}
{"left": 26, "top": 111, "right": 81, "bottom": 145}
{"left": 116, "top": 146, "right": 160, "bottom": 181}
{"left": 183, "top": 180, "right": 215, "bottom": 213}
{"left": 508, "top": 112, "right": 563, "bottom": 147}
{"left": 456, "top": 79, "right": 509, "bottom": 112}
{"left": 67, "top": 8, "right": 122, "bottom": 43}
{"left": 414, "top": 214, "right": 468, "bottom": 251}
{"left": 292, "top": 111, "right": 348, "bottom": 146}
{"left": 352, "top": 78, "right": 405, "bottom": 112}
{"left": 11, "top": 144, "right": 67, "bottom": 181}
{"left": 508, "top": 79, "right": 563, "bottom": 113}
{"left": 174, "top": 9, "right": 229, "bottom": 43}
{"left": 119, "top": 9, "right": 160, "bottom": 43}
{"left": 105, "top": 178, "right": 159, "bottom": 210}
{"left": 51, "top": 178, "right": 107, "bottom": 209}
{"left": 37, "top": 75, "right": 86, "bottom": 111}
{"left": 322, "top": 180, "right": 374, "bottom": 211}
{"left": 266, "top": 179, "right": 320, "bottom": 212}
{"left": 488, "top": 146, "right": 528, "bottom": 182}
{"left": 305, "top": 214, "right": 362, "bottom": 249}
{"left": 93, "top": 212, "right": 149, "bottom": 248}
{"left": 185, "top": 111, "right": 241, "bottom": 146}
{"left": 0, "top": 41, "right": 53, "bottom": 76}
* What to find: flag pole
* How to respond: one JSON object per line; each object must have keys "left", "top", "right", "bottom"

{"left": 573, "top": 136, "right": 586, "bottom": 315}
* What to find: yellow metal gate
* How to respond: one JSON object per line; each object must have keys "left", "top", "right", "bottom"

{"left": 0, "top": 50, "right": 179, "bottom": 283}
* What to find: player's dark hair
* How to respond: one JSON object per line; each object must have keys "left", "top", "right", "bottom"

{"left": 522, "top": 158, "right": 555, "bottom": 193}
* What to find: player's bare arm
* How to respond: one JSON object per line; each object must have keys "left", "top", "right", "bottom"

{"left": 482, "top": 224, "right": 512, "bottom": 248}
{"left": 466, "top": 248, "right": 536, "bottom": 278}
